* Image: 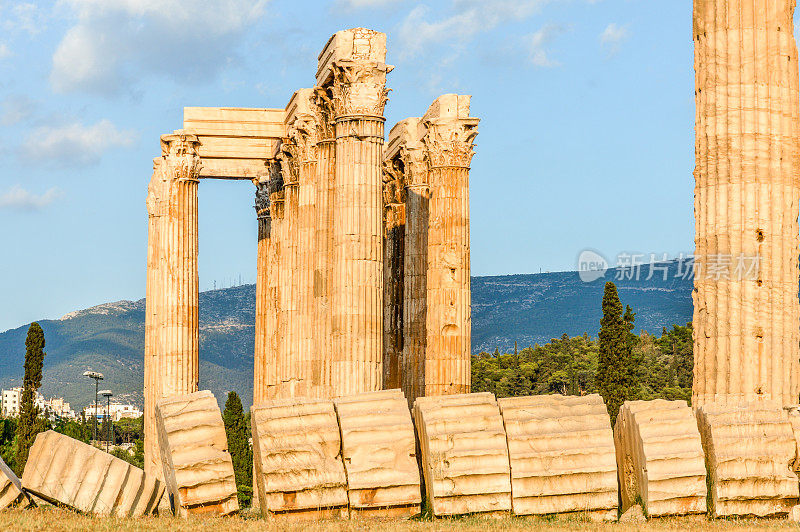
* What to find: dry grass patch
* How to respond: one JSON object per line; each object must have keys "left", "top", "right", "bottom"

{"left": 0, "top": 508, "right": 799, "bottom": 531}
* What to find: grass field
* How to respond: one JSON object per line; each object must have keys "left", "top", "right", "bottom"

{"left": 1, "top": 508, "right": 800, "bottom": 532}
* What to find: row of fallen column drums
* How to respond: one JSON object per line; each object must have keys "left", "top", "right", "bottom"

{"left": 4, "top": 390, "right": 800, "bottom": 520}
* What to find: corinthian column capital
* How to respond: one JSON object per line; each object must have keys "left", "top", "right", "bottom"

{"left": 400, "top": 144, "right": 428, "bottom": 190}
{"left": 253, "top": 174, "right": 271, "bottom": 220}
{"left": 422, "top": 118, "right": 479, "bottom": 169}
{"left": 330, "top": 60, "right": 392, "bottom": 118}
{"left": 277, "top": 139, "right": 300, "bottom": 187}
{"left": 382, "top": 159, "right": 405, "bottom": 206}
{"left": 160, "top": 130, "right": 202, "bottom": 182}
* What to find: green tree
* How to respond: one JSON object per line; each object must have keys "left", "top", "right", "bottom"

{"left": 223, "top": 391, "right": 252, "bottom": 507}
{"left": 15, "top": 322, "right": 46, "bottom": 474}
{"left": 596, "top": 282, "right": 639, "bottom": 424}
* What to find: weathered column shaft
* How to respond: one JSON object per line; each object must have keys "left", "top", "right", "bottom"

{"left": 314, "top": 136, "right": 336, "bottom": 398}
{"left": 382, "top": 161, "right": 405, "bottom": 390}
{"left": 331, "top": 115, "right": 385, "bottom": 394}
{"left": 279, "top": 143, "right": 300, "bottom": 398}
{"left": 298, "top": 156, "right": 317, "bottom": 397}
{"left": 693, "top": 0, "right": 800, "bottom": 407}
{"left": 425, "top": 164, "right": 471, "bottom": 396}
{"left": 402, "top": 182, "right": 429, "bottom": 401}
{"left": 253, "top": 175, "right": 273, "bottom": 405}
{"left": 322, "top": 32, "right": 391, "bottom": 396}
{"left": 144, "top": 131, "right": 201, "bottom": 479}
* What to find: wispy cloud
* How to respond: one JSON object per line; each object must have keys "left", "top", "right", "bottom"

{"left": 1, "top": 2, "right": 44, "bottom": 35}
{"left": 0, "top": 185, "right": 62, "bottom": 211}
{"left": 21, "top": 119, "right": 137, "bottom": 166}
{"left": 0, "top": 44, "right": 10, "bottom": 60}
{"left": 600, "top": 22, "right": 629, "bottom": 55}
{"left": 398, "top": 0, "right": 550, "bottom": 58}
{"left": 527, "top": 24, "right": 567, "bottom": 67}
{"left": 337, "top": 0, "right": 401, "bottom": 7}
{"left": 1, "top": 95, "right": 37, "bottom": 126}
{"left": 51, "top": 0, "right": 269, "bottom": 95}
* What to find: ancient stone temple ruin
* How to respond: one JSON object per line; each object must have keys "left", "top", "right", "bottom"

{"left": 142, "top": 28, "right": 478, "bottom": 479}
{"left": 693, "top": 0, "right": 800, "bottom": 407}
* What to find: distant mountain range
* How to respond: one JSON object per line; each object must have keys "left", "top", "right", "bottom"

{"left": 0, "top": 261, "right": 692, "bottom": 411}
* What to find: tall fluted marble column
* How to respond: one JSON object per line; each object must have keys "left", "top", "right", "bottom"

{"left": 693, "top": 0, "right": 800, "bottom": 407}
{"left": 253, "top": 174, "right": 273, "bottom": 405}
{"left": 326, "top": 29, "right": 392, "bottom": 395}
{"left": 421, "top": 95, "right": 478, "bottom": 396}
{"left": 399, "top": 126, "right": 430, "bottom": 403}
{"left": 382, "top": 159, "right": 406, "bottom": 390}
{"left": 144, "top": 131, "right": 201, "bottom": 479}
{"left": 284, "top": 89, "right": 319, "bottom": 398}
{"left": 313, "top": 89, "right": 336, "bottom": 398}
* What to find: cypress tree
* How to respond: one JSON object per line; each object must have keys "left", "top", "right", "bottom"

{"left": 596, "top": 282, "right": 638, "bottom": 424}
{"left": 15, "top": 322, "right": 46, "bottom": 473}
{"left": 222, "top": 391, "right": 252, "bottom": 507}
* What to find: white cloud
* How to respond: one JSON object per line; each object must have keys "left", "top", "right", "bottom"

{"left": 600, "top": 22, "right": 629, "bottom": 55}
{"left": 0, "top": 185, "right": 62, "bottom": 211}
{"left": 51, "top": 0, "right": 269, "bottom": 95}
{"left": 338, "top": 0, "right": 401, "bottom": 7}
{"left": 398, "top": 0, "right": 550, "bottom": 57}
{"left": 527, "top": 24, "right": 566, "bottom": 67}
{"left": 1, "top": 2, "right": 44, "bottom": 35}
{"left": 0, "top": 43, "right": 9, "bottom": 59}
{"left": 21, "top": 119, "right": 137, "bottom": 166}
{"left": 1, "top": 95, "right": 36, "bottom": 125}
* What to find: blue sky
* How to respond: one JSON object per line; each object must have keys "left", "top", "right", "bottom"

{"left": 0, "top": 0, "right": 740, "bottom": 332}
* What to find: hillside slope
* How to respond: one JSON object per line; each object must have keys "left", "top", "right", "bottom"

{"left": 0, "top": 262, "right": 692, "bottom": 410}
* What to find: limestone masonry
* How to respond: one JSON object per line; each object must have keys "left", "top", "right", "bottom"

{"left": 155, "top": 391, "right": 239, "bottom": 517}
{"left": 22, "top": 431, "right": 163, "bottom": 516}
{"left": 693, "top": 0, "right": 800, "bottom": 407}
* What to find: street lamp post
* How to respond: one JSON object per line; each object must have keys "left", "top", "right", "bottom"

{"left": 99, "top": 390, "right": 113, "bottom": 453}
{"left": 82, "top": 371, "right": 103, "bottom": 444}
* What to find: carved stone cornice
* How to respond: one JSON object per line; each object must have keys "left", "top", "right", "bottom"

{"left": 330, "top": 59, "right": 392, "bottom": 119}
{"left": 382, "top": 159, "right": 405, "bottom": 206}
{"left": 422, "top": 118, "right": 479, "bottom": 169}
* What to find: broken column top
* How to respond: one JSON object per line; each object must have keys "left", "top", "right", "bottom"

{"left": 385, "top": 118, "right": 423, "bottom": 161}
{"left": 316, "top": 28, "right": 388, "bottom": 86}
{"left": 422, "top": 94, "right": 474, "bottom": 122}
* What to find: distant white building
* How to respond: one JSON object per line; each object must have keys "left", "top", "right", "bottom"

{"left": 83, "top": 403, "right": 142, "bottom": 422}
{"left": 1, "top": 387, "right": 57, "bottom": 418}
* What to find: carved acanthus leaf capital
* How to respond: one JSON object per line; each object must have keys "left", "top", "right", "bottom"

{"left": 330, "top": 59, "right": 392, "bottom": 118}
{"left": 278, "top": 139, "right": 300, "bottom": 186}
{"left": 253, "top": 174, "right": 271, "bottom": 220}
{"left": 400, "top": 144, "right": 428, "bottom": 189}
{"left": 287, "top": 111, "right": 318, "bottom": 164}
{"left": 382, "top": 159, "right": 405, "bottom": 206}
{"left": 313, "top": 87, "right": 336, "bottom": 141}
{"left": 423, "top": 118, "right": 479, "bottom": 168}
{"left": 160, "top": 130, "right": 202, "bottom": 182}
